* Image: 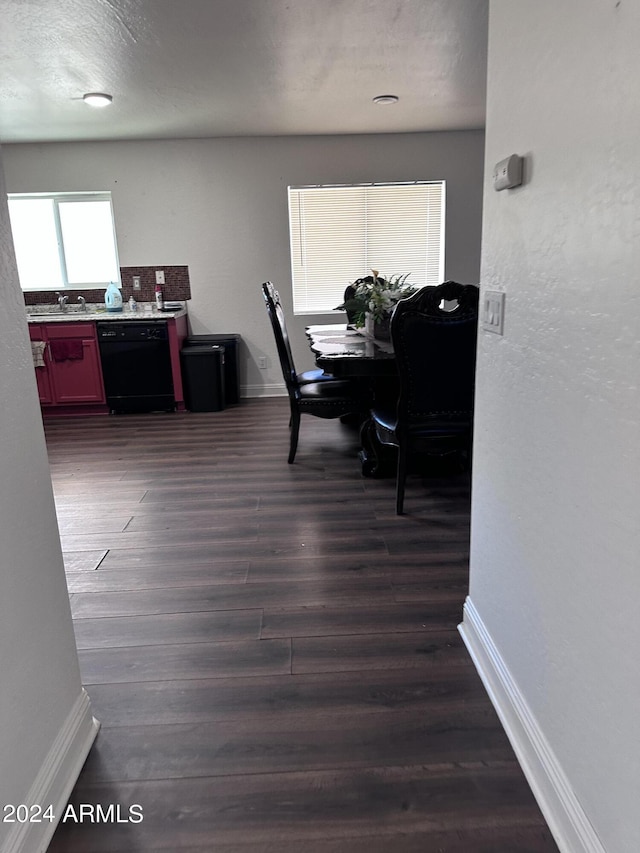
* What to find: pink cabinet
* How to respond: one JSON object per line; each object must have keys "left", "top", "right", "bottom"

{"left": 168, "top": 312, "right": 188, "bottom": 410}
{"left": 29, "top": 322, "right": 106, "bottom": 409}
{"left": 28, "top": 324, "right": 54, "bottom": 405}
{"left": 29, "top": 314, "right": 186, "bottom": 416}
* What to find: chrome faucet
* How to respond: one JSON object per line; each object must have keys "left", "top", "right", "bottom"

{"left": 56, "top": 292, "right": 69, "bottom": 311}
{"left": 77, "top": 296, "right": 87, "bottom": 312}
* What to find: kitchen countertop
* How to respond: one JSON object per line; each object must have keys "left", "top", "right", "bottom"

{"left": 26, "top": 303, "right": 188, "bottom": 323}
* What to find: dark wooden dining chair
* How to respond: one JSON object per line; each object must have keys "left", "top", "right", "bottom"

{"left": 261, "top": 281, "right": 363, "bottom": 463}
{"left": 342, "top": 284, "right": 359, "bottom": 324}
{"left": 370, "top": 281, "right": 479, "bottom": 514}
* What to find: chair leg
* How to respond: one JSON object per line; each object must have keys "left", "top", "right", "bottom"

{"left": 396, "top": 444, "right": 407, "bottom": 514}
{"left": 288, "top": 408, "right": 301, "bottom": 464}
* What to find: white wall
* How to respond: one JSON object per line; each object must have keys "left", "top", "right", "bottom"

{"left": 3, "top": 131, "right": 484, "bottom": 395}
{"left": 0, "top": 148, "right": 99, "bottom": 851}
{"left": 463, "top": 2, "right": 640, "bottom": 852}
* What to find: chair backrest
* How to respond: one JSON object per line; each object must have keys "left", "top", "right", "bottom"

{"left": 342, "top": 284, "right": 358, "bottom": 324}
{"left": 390, "top": 281, "right": 479, "bottom": 430}
{"left": 261, "top": 281, "right": 299, "bottom": 397}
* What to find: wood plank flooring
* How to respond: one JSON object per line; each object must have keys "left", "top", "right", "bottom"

{"left": 46, "top": 399, "right": 558, "bottom": 852}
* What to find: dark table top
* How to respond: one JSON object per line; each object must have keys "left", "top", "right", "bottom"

{"left": 306, "top": 324, "right": 397, "bottom": 378}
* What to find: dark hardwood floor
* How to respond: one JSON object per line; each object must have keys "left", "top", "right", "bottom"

{"left": 45, "top": 399, "right": 558, "bottom": 852}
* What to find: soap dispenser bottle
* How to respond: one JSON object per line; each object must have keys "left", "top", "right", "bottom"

{"left": 105, "top": 282, "right": 123, "bottom": 313}
{"left": 155, "top": 284, "right": 164, "bottom": 311}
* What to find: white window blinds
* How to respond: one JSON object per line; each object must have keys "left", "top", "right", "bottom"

{"left": 288, "top": 181, "right": 445, "bottom": 315}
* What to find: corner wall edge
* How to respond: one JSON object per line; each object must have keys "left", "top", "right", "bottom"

{"left": 459, "top": 597, "right": 605, "bottom": 853}
{"left": 2, "top": 689, "right": 99, "bottom": 853}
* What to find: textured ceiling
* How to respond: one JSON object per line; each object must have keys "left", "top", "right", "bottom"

{"left": 0, "top": 0, "right": 488, "bottom": 143}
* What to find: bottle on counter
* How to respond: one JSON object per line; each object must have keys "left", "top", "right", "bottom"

{"left": 128, "top": 295, "right": 137, "bottom": 312}
{"left": 155, "top": 284, "right": 164, "bottom": 311}
{"left": 105, "top": 282, "right": 123, "bottom": 313}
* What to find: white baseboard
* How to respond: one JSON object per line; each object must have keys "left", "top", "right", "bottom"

{"left": 3, "top": 689, "right": 100, "bottom": 853}
{"left": 459, "top": 598, "right": 605, "bottom": 853}
{"left": 242, "top": 383, "right": 287, "bottom": 398}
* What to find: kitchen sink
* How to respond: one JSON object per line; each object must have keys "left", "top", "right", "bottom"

{"left": 28, "top": 311, "right": 74, "bottom": 317}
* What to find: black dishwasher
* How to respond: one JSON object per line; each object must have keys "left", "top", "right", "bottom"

{"left": 97, "top": 321, "right": 175, "bottom": 413}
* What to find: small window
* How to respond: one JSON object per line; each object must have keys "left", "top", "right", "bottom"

{"left": 7, "top": 192, "right": 121, "bottom": 291}
{"left": 288, "top": 181, "right": 445, "bottom": 315}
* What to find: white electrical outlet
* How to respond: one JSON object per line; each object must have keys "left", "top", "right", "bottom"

{"left": 258, "top": 357, "right": 267, "bottom": 369}
{"left": 482, "top": 291, "right": 505, "bottom": 335}
{"left": 132, "top": 276, "right": 141, "bottom": 290}
{"left": 155, "top": 270, "right": 165, "bottom": 285}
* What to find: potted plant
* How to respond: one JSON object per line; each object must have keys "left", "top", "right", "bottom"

{"left": 336, "top": 270, "right": 417, "bottom": 339}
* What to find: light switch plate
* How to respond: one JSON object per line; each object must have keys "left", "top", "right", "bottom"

{"left": 155, "top": 270, "right": 165, "bottom": 285}
{"left": 482, "top": 290, "right": 505, "bottom": 335}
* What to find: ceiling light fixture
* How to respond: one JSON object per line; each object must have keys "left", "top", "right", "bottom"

{"left": 372, "top": 94, "right": 399, "bottom": 105}
{"left": 83, "top": 92, "right": 113, "bottom": 108}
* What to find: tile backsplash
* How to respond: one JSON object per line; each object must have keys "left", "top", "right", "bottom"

{"left": 23, "top": 265, "right": 191, "bottom": 305}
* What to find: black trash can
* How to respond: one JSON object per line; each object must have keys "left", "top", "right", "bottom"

{"left": 180, "top": 344, "right": 225, "bottom": 412}
{"left": 184, "top": 334, "right": 241, "bottom": 404}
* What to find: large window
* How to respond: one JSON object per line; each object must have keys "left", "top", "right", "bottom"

{"left": 288, "top": 181, "right": 445, "bottom": 315}
{"left": 7, "top": 192, "right": 121, "bottom": 291}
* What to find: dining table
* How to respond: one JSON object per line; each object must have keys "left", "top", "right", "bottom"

{"left": 305, "top": 323, "right": 397, "bottom": 378}
{"left": 305, "top": 323, "right": 399, "bottom": 475}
